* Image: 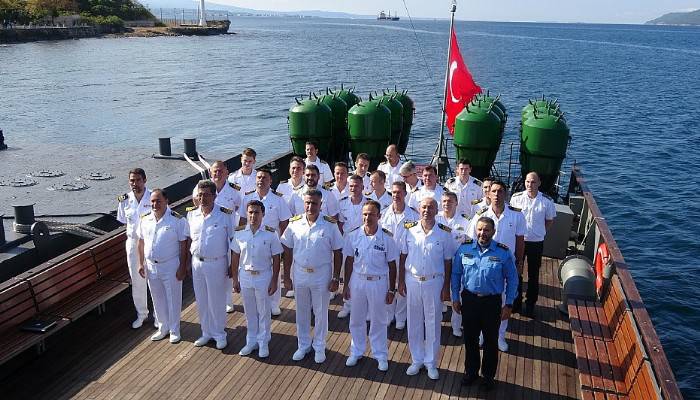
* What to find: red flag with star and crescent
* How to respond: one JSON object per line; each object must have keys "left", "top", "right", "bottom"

{"left": 445, "top": 26, "right": 481, "bottom": 135}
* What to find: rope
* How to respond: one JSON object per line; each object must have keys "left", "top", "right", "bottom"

{"left": 401, "top": 0, "right": 440, "bottom": 103}
{"left": 12, "top": 219, "right": 107, "bottom": 239}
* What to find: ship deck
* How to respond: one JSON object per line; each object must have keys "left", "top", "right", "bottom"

{"left": 0, "top": 256, "right": 578, "bottom": 399}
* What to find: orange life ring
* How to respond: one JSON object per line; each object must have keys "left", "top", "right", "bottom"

{"left": 594, "top": 243, "right": 610, "bottom": 296}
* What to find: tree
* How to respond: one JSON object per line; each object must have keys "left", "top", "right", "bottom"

{"left": 26, "top": 0, "right": 77, "bottom": 22}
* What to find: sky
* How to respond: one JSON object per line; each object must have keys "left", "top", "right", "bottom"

{"left": 211, "top": 0, "right": 700, "bottom": 24}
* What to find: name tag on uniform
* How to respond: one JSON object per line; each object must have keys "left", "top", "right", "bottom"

{"left": 461, "top": 254, "right": 473, "bottom": 264}
{"left": 489, "top": 256, "right": 500, "bottom": 261}
{"left": 373, "top": 245, "right": 385, "bottom": 251}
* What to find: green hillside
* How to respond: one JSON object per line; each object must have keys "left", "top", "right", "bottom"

{"left": 646, "top": 9, "right": 700, "bottom": 25}
{"left": 0, "top": 0, "right": 154, "bottom": 26}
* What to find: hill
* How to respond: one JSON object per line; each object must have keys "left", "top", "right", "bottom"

{"left": 144, "top": 0, "right": 372, "bottom": 19}
{"left": 646, "top": 9, "right": 700, "bottom": 25}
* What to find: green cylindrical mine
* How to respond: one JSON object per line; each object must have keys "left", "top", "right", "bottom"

{"left": 452, "top": 102, "right": 502, "bottom": 180}
{"left": 320, "top": 93, "right": 349, "bottom": 164}
{"left": 288, "top": 98, "right": 333, "bottom": 159}
{"left": 380, "top": 94, "right": 404, "bottom": 148}
{"left": 337, "top": 87, "right": 361, "bottom": 111}
{"left": 520, "top": 113, "right": 570, "bottom": 193}
{"left": 392, "top": 90, "right": 415, "bottom": 154}
{"left": 348, "top": 99, "right": 391, "bottom": 169}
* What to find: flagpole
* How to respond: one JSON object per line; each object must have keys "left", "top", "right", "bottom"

{"left": 432, "top": 0, "right": 457, "bottom": 180}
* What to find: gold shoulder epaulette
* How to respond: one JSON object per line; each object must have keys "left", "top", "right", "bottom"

{"left": 508, "top": 205, "right": 521, "bottom": 212}
{"left": 185, "top": 206, "right": 196, "bottom": 212}
{"left": 245, "top": 189, "right": 255, "bottom": 195}
{"left": 438, "top": 223, "right": 452, "bottom": 232}
{"left": 477, "top": 207, "right": 488, "bottom": 216}
{"left": 470, "top": 199, "right": 481, "bottom": 205}
{"left": 170, "top": 210, "right": 182, "bottom": 218}
{"left": 294, "top": 184, "right": 305, "bottom": 191}
{"left": 140, "top": 211, "right": 151, "bottom": 218}
{"left": 279, "top": 179, "right": 288, "bottom": 184}
{"left": 323, "top": 215, "right": 337, "bottom": 224}
{"left": 273, "top": 190, "right": 283, "bottom": 197}
{"left": 474, "top": 179, "right": 482, "bottom": 186}
{"left": 235, "top": 225, "right": 245, "bottom": 231}
{"left": 446, "top": 177, "right": 455, "bottom": 184}
{"left": 512, "top": 191, "right": 524, "bottom": 197}
{"left": 497, "top": 242, "right": 509, "bottom": 250}
{"left": 117, "top": 193, "right": 128, "bottom": 202}
{"left": 364, "top": 191, "right": 372, "bottom": 196}
{"left": 229, "top": 182, "right": 241, "bottom": 191}
{"left": 404, "top": 220, "right": 418, "bottom": 229}
{"left": 322, "top": 182, "right": 333, "bottom": 190}
{"left": 463, "top": 238, "right": 474, "bottom": 244}
{"left": 220, "top": 206, "right": 233, "bottom": 214}
{"left": 264, "top": 225, "right": 275, "bottom": 232}
{"left": 290, "top": 214, "right": 303, "bottom": 222}
{"left": 339, "top": 196, "right": 349, "bottom": 202}
{"left": 382, "top": 227, "right": 393, "bottom": 237}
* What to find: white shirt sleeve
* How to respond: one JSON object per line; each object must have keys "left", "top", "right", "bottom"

{"left": 136, "top": 218, "right": 144, "bottom": 240}
{"left": 116, "top": 201, "right": 126, "bottom": 224}
{"left": 270, "top": 233, "right": 283, "bottom": 256}
{"left": 229, "top": 232, "right": 241, "bottom": 254}
{"left": 385, "top": 233, "right": 399, "bottom": 263}
{"left": 546, "top": 199, "right": 557, "bottom": 220}
{"left": 321, "top": 162, "right": 333, "bottom": 184}
{"left": 342, "top": 232, "right": 354, "bottom": 258}
{"left": 324, "top": 190, "right": 340, "bottom": 217}
{"left": 330, "top": 223, "right": 344, "bottom": 251}
{"left": 400, "top": 229, "right": 409, "bottom": 255}
{"left": 280, "top": 226, "right": 294, "bottom": 248}
{"left": 466, "top": 216, "right": 477, "bottom": 240}
{"left": 515, "top": 212, "right": 527, "bottom": 237}
{"left": 178, "top": 217, "right": 189, "bottom": 241}
{"left": 277, "top": 196, "right": 293, "bottom": 221}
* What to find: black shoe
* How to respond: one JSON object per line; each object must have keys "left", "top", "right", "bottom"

{"left": 512, "top": 301, "right": 522, "bottom": 314}
{"left": 524, "top": 304, "right": 535, "bottom": 318}
{"left": 480, "top": 377, "right": 495, "bottom": 391}
{"left": 461, "top": 374, "right": 478, "bottom": 386}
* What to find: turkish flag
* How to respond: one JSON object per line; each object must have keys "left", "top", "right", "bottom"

{"left": 445, "top": 26, "right": 481, "bottom": 135}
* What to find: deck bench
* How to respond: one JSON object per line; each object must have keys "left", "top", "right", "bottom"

{"left": 569, "top": 275, "right": 662, "bottom": 399}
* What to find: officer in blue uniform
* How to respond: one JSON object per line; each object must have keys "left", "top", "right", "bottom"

{"left": 451, "top": 216, "right": 518, "bottom": 391}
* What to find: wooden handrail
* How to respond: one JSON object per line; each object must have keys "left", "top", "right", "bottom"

{"left": 571, "top": 166, "right": 682, "bottom": 400}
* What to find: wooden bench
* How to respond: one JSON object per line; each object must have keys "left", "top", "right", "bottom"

{"left": 569, "top": 275, "right": 662, "bottom": 399}
{"left": 0, "top": 231, "right": 130, "bottom": 366}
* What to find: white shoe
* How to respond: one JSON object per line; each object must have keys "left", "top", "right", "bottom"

{"left": 258, "top": 344, "right": 269, "bottom": 358}
{"left": 153, "top": 320, "right": 160, "bottom": 329}
{"left": 378, "top": 360, "right": 389, "bottom": 371}
{"left": 226, "top": 304, "right": 235, "bottom": 313}
{"left": 239, "top": 343, "right": 258, "bottom": 356}
{"left": 337, "top": 309, "right": 350, "bottom": 319}
{"left": 452, "top": 329, "right": 463, "bottom": 337}
{"left": 150, "top": 330, "right": 168, "bottom": 341}
{"left": 314, "top": 350, "right": 326, "bottom": 364}
{"left": 479, "top": 332, "right": 484, "bottom": 347}
{"left": 406, "top": 363, "right": 422, "bottom": 376}
{"left": 292, "top": 348, "right": 309, "bottom": 361}
{"left": 395, "top": 321, "right": 405, "bottom": 330}
{"left": 194, "top": 336, "right": 212, "bottom": 347}
{"left": 271, "top": 307, "right": 282, "bottom": 316}
{"left": 345, "top": 355, "right": 361, "bottom": 367}
{"left": 285, "top": 290, "right": 295, "bottom": 298}
{"left": 131, "top": 316, "right": 146, "bottom": 329}
{"left": 498, "top": 336, "right": 509, "bottom": 352}
{"left": 169, "top": 333, "right": 181, "bottom": 344}
{"left": 215, "top": 337, "right": 227, "bottom": 350}
{"left": 427, "top": 367, "right": 440, "bottom": 380}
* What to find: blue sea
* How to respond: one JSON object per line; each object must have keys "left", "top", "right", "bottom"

{"left": 1, "top": 17, "right": 699, "bottom": 397}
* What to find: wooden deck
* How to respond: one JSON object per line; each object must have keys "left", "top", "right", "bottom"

{"left": 0, "top": 257, "right": 579, "bottom": 399}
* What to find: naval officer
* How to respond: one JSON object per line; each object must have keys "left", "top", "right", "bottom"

{"left": 275, "top": 156, "right": 305, "bottom": 209}
{"left": 466, "top": 179, "right": 525, "bottom": 352}
{"left": 407, "top": 165, "right": 444, "bottom": 210}
{"left": 281, "top": 189, "right": 343, "bottom": 364}
{"left": 380, "top": 181, "right": 418, "bottom": 329}
{"left": 452, "top": 216, "right": 518, "bottom": 391}
{"left": 240, "top": 168, "right": 292, "bottom": 316}
{"left": 304, "top": 141, "right": 334, "bottom": 185}
{"left": 289, "top": 165, "right": 340, "bottom": 220}
{"left": 377, "top": 144, "right": 403, "bottom": 189}
{"left": 399, "top": 197, "right": 454, "bottom": 380}
{"left": 186, "top": 180, "right": 235, "bottom": 350}
{"left": 509, "top": 171, "right": 556, "bottom": 317}
{"left": 366, "top": 170, "right": 392, "bottom": 212}
{"left": 230, "top": 200, "right": 283, "bottom": 358}
{"left": 137, "top": 189, "right": 189, "bottom": 344}
{"left": 328, "top": 162, "right": 350, "bottom": 201}
{"left": 350, "top": 153, "right": 372, "bottom": 190}
{"left": 116, "top": 168, "right": 154, "bottom": 329}
{"left": 228, "top": 147, "right": 258, "bottom": 193}
{"left": 444, "top": 159, "right": 482, "bottom": 218}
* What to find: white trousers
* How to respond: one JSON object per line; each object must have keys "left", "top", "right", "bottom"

{"left": 240, "top": 269, "right": 273, "bottom": 347}
{"left": 349, "top": 274, "right": 389, "bottom": 361}
{"left": 192, "top": 257, "right": 228, "bottom": 341}
{"left": 270, "top": 277, "right": 281, "bottom": 309}
{"left": 406, "top": 276, "right": 443, "bottom": 368}
{"left": 146, "top": 259, "right": 182, "bottom": 335}
{"left": 387, "top": 293, "right": 407, "bottom": 323}
{"left": 295, "top": 283, "right": 331, "bottom": 352}
{"left": 126, "top": 238, "right": 149, "bottom": 318}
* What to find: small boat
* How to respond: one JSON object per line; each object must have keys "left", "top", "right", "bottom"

{"left": 377, "top": 10, "right": 400, "bottom": 21}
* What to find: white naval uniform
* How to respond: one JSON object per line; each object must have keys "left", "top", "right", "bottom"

{"left": 348, "top": 172, "right": 371, "bottom": 191}
{"left": 305, "top": 157, "right": 334, "bottom": 184}
{"left": 509, "top": 191, "right": 556, "bottom": 242}
{"left": 343, "top": 227, "right": 398, "bottom": 362}
{"left": 444, "top": 176, "right": 482, "bottom": 218}
{"left": 187, "top": 206, "right": 235, "bottom": 342}
{"left": 280, "top": 215, "right": 343, "bottom": 353}
{"left": 137, "top": 209, "right": 189, "bottom": 336}
{"left": 230, "top": 225, "right": 283, "bottom": 347}
{"left": 337, "top": 195, "right": 370, "bottom": 314}
{"left": 379, "top": 205, "right": 419, "bottom": 324}
{"left": 407, "top": 184, "right": 444, "bottom": 210}
{"left": 327, "top": 181, "right": 349, "bottom": 202}
{"left": 401, "top": 221, "right": 455, "bottom": 368}
{"left": 289, "top": 185, "right": 340, "bottom": 218}
{"left": 377, "top": 161, "right": 403, "bottom": 189}
{"left": 365, "top": 190, "right": 392, "bottom": 212}
{"left": 228, "top": 168, "right": 257, "bottom": 194}
{"left": 117, "top": 188, "right": 152, "bottom": 320}
{"left": 276, "top": 179, "right": 304, "bottom": 214}
{"left": 241, "top": 188, "right": 292, "bottom": 309}
{"left": 467, "top": 205, "right": 526, "bottom": 339}
{"left": 436, "top": 211, "right": 471, "bottom": 334}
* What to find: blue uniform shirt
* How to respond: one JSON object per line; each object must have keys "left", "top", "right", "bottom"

{"left": 451, "top": 239, "right": 519, "bottom": 305}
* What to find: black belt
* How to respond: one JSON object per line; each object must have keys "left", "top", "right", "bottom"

{"left": 463, "top": 289, "right": 500, "bottom": 298}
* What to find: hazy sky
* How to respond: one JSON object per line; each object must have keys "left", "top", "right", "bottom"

{"left": 214, "top": 0, "right": 700, "bottom": 24}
